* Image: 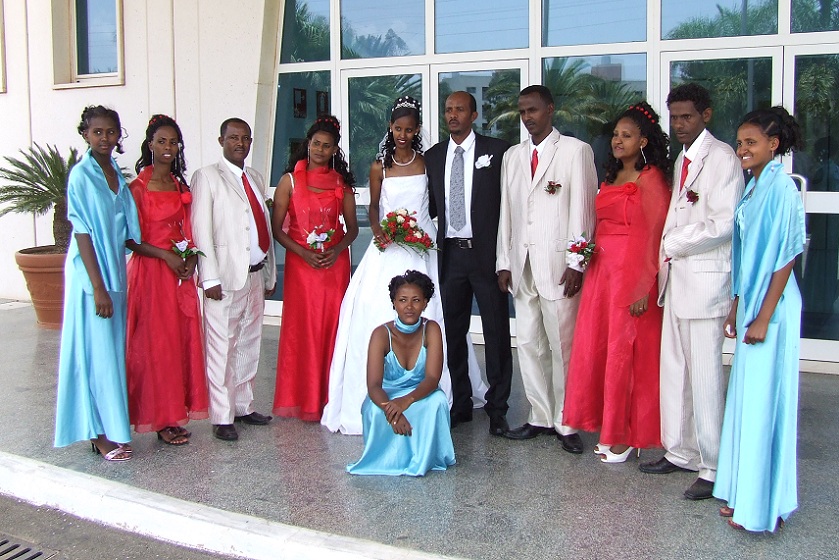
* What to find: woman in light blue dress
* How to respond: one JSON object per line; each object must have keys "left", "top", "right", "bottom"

{"left": 54, "top": 106, "right": 141, "bottom": 462}
{"left": 348, "top": 270, "right": 455, "bottom": 476}
{"left": 714, "top": 107, "right": 805, "bottom": 532}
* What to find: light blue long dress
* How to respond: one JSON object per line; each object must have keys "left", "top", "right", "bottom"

{"left": 713, "top": 161, "right": 805, "bottom": 531}
{"left": 347, "top": 321, "right": 456, "bottom": 476}
{"left": 54, "top": 150, "right": 141, "bottom": 447}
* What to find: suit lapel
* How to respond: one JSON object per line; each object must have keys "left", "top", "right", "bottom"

{"left": 217, "top": 160, "right": 248, "bottom": 203}
{"left": 530, "top": 129, "right": 559, "bottom": 190}
{"left": 470, "top": 134, "right": 483, "bottom": 207}
{"left": 682, "top": 132, "right": 712, "bottom": 192}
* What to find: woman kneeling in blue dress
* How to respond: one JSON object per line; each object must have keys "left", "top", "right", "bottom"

{"left": 714, "top": 106, "right": 805, "bottom": 532}
{"left": 347, "top": 270, "right": 455, "bottom": 476}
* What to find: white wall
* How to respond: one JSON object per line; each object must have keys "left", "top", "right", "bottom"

{"left": 0, "top": 0, "right": 274, "bottom": 300}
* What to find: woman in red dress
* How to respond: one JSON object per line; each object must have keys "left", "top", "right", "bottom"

{"left": 126, "top": 115, "right": 208, "bottom": 445}
{"left": 563, "top": 102, "right": 672, "bottom": 462}
{"left": 272, "top": 115, "right": 358, "bottom": 421}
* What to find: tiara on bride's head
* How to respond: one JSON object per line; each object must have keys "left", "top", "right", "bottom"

{"left": 392, "top": 96, "right": 421, "bottom": 113}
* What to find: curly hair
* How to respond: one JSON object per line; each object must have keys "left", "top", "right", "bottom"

{"left": 604, "top": 101, "right": 673, "bottom": 184}
{"left": 134, "top": 114, "right": 188, "bottom": 186}
{"left": 381, "top": 96, "right": 423, "bottom": 169}
{"left": 77, "top": 105, "right": 124, "bottom": 154}
{"left": 285, "top": 114, "right": 356, "bottom": 189}
{"left": 388, "top": 270, "right": 435, "bottom": 302}
{"left": 738, "top": 106, "right": 804, "bottom": 156}
{"left": 667, "top": 83, "right": 712, "bottom": 113}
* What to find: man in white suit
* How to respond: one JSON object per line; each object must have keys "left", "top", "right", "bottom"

{"left": 497, "top": 85, "right": 597, "bottom": 453}
{"left": 639, "top": 84, "right": 744, "bottom": 499}
{"left": 191, "top": 118, "right": 277, "bottom": 441}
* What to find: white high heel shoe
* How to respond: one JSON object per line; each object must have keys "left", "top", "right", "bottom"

{"left": 596, "top": 445, "right": 637, "bottom": 463}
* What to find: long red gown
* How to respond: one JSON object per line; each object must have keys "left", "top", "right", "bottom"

{"left": 563, "top": 165, "right": 670, "bottom": 448}
{"left": 274, "top": 161, "right": 352, "bottom": 421}
{"left": 126, "top": 167, "right": 208, "bottom": 432}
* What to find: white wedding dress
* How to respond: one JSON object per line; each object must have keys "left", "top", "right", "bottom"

{"left": 321, "top": 171, "right": 488, "bottom": 435}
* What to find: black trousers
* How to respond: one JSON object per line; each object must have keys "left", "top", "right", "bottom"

{"left": 440, "top": 241, "right": 513, "bottom": 418}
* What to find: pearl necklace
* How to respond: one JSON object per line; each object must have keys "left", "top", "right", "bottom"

{"left": 392, "top": 149, "right": 417, "bottom": 167}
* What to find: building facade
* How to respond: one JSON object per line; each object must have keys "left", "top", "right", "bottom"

{"left": 1, "top": 0, "right": 838, "bottom": 363}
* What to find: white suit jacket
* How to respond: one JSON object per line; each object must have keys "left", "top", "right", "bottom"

{"left": 190, "top": 160, "right": 277, "bottom": 292}
{"left": 496, "top": 128, "right": 598, "bottom": 301}
{"left": 658, "top": 131, "right": 744, "bottom": 318}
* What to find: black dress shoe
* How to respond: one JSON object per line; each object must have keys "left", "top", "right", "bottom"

{"left": 639, "top": 457, "right": 691, "bottom": 474}
{"left": 684, "top": 478, "right": 715, "bottom": 500}
{"left": 234, "top": 411, "right": 272, "bottom": 425}
{"left": 503, "top": 423, "right": 555, "bottom": 440}
{"left": 488, "top": 415, "right": 509, "bottom": 436}
{"left": 450, "top": 411, "right": 473, "bottom": 429}
{"left": 558, "top": 432, "right": 583, "bottom": 454}
{"left": 213, "top": 424, "right": 239, "bottom": 441}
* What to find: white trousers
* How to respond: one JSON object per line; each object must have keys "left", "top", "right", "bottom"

{"left": 660, "top": 300, "right": 727, "bottom": 481}
{"left": 514, "top": 258, "right": 579, "bottom": 435}
{"left": 202, "top": 271, "right": 266, "bottom": 425}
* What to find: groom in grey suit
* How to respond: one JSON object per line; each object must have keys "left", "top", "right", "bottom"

{"left": 640, "top": 84, "right": 744, "bottom": 499}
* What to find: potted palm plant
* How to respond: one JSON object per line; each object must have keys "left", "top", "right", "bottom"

{"left": 0, "top": 144, "right": 80, "bottom": 328}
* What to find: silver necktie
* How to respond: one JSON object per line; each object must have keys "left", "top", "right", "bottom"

{"left": 450, "top": 146, "right": 466, "bottom": 231}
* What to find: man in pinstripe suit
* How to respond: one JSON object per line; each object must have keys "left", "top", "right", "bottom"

{"left": 639, "top": 84, "right": 744, "bottom": 499}
{"left": 496, "top": 85, "right": 598, "bottom": 453}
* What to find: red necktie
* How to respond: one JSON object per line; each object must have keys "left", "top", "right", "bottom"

{"left": 531, "top": 148, "right": 539, "bottom": 178}
{"left": 680, "top": 157, "right": 691, "bottom": 191}
{"left": 242, "top": 172, "right": 270, "bottom": 253}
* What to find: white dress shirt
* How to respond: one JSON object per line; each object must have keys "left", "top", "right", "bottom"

{"left": 683, "top": 128, "right": 709, "bottom": 171}
{"left": 444, "top": 130, "right": 476, "bottom": 238}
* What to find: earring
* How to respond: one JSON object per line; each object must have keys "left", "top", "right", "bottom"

{"left": 307, "top": 145, "right": 310, "bottom": 164}
{"left": 150, "top": 149, "right": 155, "bottom": 165}
{"left": 332, "top": 153, "right": 336, "bottom": 169}
{"left": 641, "top": 146, "right": 647, "bottom": 165}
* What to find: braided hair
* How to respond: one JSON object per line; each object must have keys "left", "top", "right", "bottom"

{"left": 380, "top": 96, "right": 423, "bottom": 169}
{"left": 738, "top": 106, "right": 804, "bottom": 156}
{"left": 285, "top": 114, "right": 356, "bottom": 189}
{"left": 77, "top": 105, "right": 124, "bottom": 154}
{"left": 134, "top": 114, "right": 189, "bottom": 186}
{"left": 604, "top": 101, "right": 673, "bottom": 184}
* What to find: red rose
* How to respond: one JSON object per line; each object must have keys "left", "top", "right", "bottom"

{"left": 180, "top": 191, "right": 192, "bottom": 205}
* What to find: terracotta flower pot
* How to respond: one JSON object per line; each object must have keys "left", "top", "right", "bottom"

{"left": 14, "top": 246, "right": 66, "bottom": 329}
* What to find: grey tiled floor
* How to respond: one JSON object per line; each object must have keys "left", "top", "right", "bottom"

{"left": 0, "top": 305, "right": 836, "bottom": 559}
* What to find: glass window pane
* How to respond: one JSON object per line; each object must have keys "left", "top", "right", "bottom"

{"left": 543, "top": 55, "right": 646, "bottom": 183}
{"left": 436, "top": 0, "right": 528, "bottom": 53}
{"left": 341, "top": 0, "right": 425, "bottom": 59}
{"left": 662, "top": 0, "right": 778, "bottom": 40}
{"left": 75, "top": 0, "right": 117, "bottom": 75}
{"left": 438, "top": 69, "right": 522, "bottom": 145}
{"left": 268, "top": 71, "right": 331, "bottom": 302}
{"left": 793, "top": 54, "right": 839, "bottom": 340}
{"left": 792, "top": 0, "right": 839, "bottom": 33}
{"left": 280, "top": 0, "right": 330, "bottom": 63}
{"left": 669, "top": 58, "right": 772, "bottom": 150}
{"left": 543, "top": 0, "right": 646, "bottom": 46}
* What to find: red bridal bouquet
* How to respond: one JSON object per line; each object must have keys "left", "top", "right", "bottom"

{"left": 566, "top": 234, "right": 595, "bottom": 270}
{"left": 375, "top": 208, "right": 436, "bottom": 255}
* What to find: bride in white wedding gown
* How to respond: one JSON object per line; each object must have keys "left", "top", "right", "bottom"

{"left": 321, "top": 96, "right": 487, "bottom": 435}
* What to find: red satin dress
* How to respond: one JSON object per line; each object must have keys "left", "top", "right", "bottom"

{"left": 274, "top": 161, "right": 352, "bottom": 421}
{"left": 563, "top": 166, "right": 670, "bottom": 448}
{"left": 126, "top": 167, "right": 208, "bottom": 432}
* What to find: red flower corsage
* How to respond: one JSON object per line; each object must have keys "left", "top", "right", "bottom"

{"left": 545, "top": 181, "right": 561, "bottom": 194}
{"left": 623, "top": 183, "right": 638, "bottom": 195}
{"left": 686, "top": 189, "right": 699, "bottom": 204}
{"left": 180, "top": 191, "right": 192, "bottom": 205}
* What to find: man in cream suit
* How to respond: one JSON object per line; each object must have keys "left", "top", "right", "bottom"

{"left": 497, "top": 85, "right": 597, "bottom": 453}
{"left": 191, "top": 118, "right": 276, "bottom": 441}
{"left": 639, "top": 84, "right": 744, "bottom": 499}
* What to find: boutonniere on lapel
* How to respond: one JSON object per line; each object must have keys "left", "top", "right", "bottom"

{"left": 475, "top": 154, "right": 493, "bottom": 169}
{"left": 544, "top": 181, "right": 561, "bottom": 195}
{"left": 686, "top": 189, "right": 699, "bottom": 204}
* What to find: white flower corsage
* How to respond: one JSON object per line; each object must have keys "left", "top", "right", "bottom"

{"left": 475, "top": 154, "right": 493, "bottom": 169}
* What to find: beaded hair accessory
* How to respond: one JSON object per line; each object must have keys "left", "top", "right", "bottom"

{"left": 315, "top": 115, "right": 340, "bottom": 131}
{"left": 627, "top": 104, "right": 657, "bottom": 124}
{"left": 148, "top": 114, "right": 172, "bottom": 128}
